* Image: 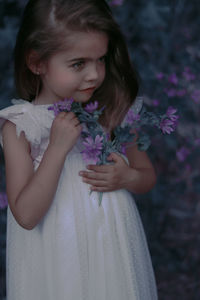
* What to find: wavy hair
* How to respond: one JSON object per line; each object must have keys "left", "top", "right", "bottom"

{"left": 14, "top": 0, "right": 140, "bottom": 130}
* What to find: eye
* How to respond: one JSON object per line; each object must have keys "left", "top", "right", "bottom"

{"left": 71, "top": 61, "right": 84, "bottom": 70}
{"left": 98, "top": 55, "right": 107, "bottom": 63}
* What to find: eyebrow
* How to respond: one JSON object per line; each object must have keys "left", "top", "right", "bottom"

{"left": 67, "top": 51, "right": 108, "bottom": 63}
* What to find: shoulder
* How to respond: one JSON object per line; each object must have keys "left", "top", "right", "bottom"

{"left": 0, "top": 99, "right": 54, "bottom": 147}
{"left": 120, "top": 96, "right": 143, "bottom": 128}
{"left": 131, "top": 96, "right": 143, "bottom": 114}
{"left": 0, "top": 99, "right": 34, "bottom": 130}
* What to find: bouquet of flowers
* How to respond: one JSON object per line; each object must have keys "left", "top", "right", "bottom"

{"left": 48, "top": 97, "right": 179, "bottom": 206}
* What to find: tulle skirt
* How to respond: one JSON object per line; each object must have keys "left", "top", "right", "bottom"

{"left": 6, "top": 154, "right": 157, "bottom": 300}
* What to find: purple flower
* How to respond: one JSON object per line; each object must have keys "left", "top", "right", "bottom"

{"left": 160, "top": 118, "right": 176, "bottom": 134}
{"left": 166, "top": 106, "right": 179, "bottom": 122}
{"left": 152, "top": 99, "right": 160, "bottom": 106}
{"left": 85, "top": 101, "right": 98, "bottom": 113}
{"left": 125, "top": 109, "right": 140, "bottom": 125}
{"left": 176, "top": 89, "right": 187, "bottom": 97}
{"left": 81, "top": 135, "right": 103, "bottom": 164}
{"left": 120, "top": 144, "right": 126, "bottom": 155}
{"left": 182, "top": 67, "right": 196, "bottom": 81}
{"left": 191, "top": 90, "right": 200, "bottom": 103}
{"left": 48, "top": 103, "right": 60, "bottom": 116}
{"left": 106, "top": 132, "right": 110, "bottom": 141}
{"left": 61, "top": 98, "right": 74, "bottom": 111}
{"left": 183, "top": 72, "right": 196, "bottom": 81}
{"left": 164, "top": 88, "right": 177, "bottom": 97}
{"left": 48, "top": 98, "right": 74, "bottom": 115}
{"left": 176, "top": 147, "right": 190, "bottom": 162}
{"left": 168, "top": 73, "right": 178, "bottom": 85}
{"left": 156, "top": 72, "right": 164, "bottom": 80}
{"left": 110, "top": 0, "right": 124, "bottom": 6}
{"left": 195, "top": 138, "right": 200, "bottom": 146}
{"left": 0, "top": 192, "right": 8, "bottom": 209}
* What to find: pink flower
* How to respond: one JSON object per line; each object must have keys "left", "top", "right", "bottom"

{"left": 85, "top": 101, "right": 98, "bottom": 113}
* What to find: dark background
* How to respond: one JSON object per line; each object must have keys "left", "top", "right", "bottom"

{"left": 0, "top": 0, "right": 200, "bottom": 299}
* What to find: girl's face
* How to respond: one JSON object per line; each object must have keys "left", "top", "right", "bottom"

{"left": 38, "top": 30, "right": 109, "bottom": 104}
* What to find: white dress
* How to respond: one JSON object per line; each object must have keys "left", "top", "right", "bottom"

{"left": 0, "top": 99, "right": 158, "bottom": 300}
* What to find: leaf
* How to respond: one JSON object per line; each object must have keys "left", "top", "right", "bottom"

{"left": 137, "top": 134, "right": 151, "bottom": 151}
{"left": 98, "top": 192, "right": 103, "bottom": 206}
{"left": 114, "top": 126, "right": 135, "bottom": 143}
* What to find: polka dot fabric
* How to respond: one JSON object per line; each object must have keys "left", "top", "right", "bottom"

{"left": 0, "top": 98, "right": 158, "bottom": 300}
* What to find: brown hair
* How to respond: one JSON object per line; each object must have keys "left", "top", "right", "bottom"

{"left": 14, "top": 0, "right": 140, "bottom": 130}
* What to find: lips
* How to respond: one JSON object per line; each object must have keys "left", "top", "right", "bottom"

{"left": 80, "top": 87, "right": 95, "bottom": 92}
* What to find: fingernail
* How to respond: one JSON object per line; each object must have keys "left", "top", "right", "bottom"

{"left": 79, "top": 171, "right": 83, "bottom": 176}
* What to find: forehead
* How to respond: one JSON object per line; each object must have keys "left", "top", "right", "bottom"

{"left": 57, "top": 30, "right": 109, "bottom": 59}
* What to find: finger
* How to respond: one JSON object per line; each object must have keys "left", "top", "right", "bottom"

{"left": 77, "top": 124, "right": 82, "bottom": 131}
{"left": 86, "top": 164, "right": 111, "bottom": 173}
{"left": 57, "top": 111, "right": 67, "bottom": 118}
{"left": 90, "top": 186, "right": 111, "bottom": 192}
{"left": 108, "top": 153, "right": 128, "bottom": 167}
{"left": 107, "top": 152, "right": 122, "bottom": 162}
{"left": 67, "top": 111, "right": 76, "bottom": 119}
{"left": 79, "top": 170, "right": 107, "bottom": 180}
{"left": 71, "top": 118, "right": 80, "bottom": 126}
{"left": 83, "top": 178, "right": 107, "bottom": 187}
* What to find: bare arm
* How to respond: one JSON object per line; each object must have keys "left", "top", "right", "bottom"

{"left": 2, "top": 112, "right": 81, "bottom": 230}
{"left": 120, "top": 143, "right": 157, "bottom": 193}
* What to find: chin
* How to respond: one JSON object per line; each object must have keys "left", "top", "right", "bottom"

{"left": 74, "top": 95, "right": 93, "bottom": 103}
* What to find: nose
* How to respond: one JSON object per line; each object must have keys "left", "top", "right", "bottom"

{"left": 85, "top": 63, "right": 99, "bottom": 82}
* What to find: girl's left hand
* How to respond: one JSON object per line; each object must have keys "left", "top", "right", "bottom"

{"left": 79, "top": 152, "right": 130, "bottom": 192}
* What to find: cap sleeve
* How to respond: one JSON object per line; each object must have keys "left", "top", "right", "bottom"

{"left": 0, "top": 99, "right": 53, "bottom": 148}
{"left": 120, "top": 96, "right": 143, "bottom": 127}
{"left": 131, "top": 96, "right": 143, "bottom": 114}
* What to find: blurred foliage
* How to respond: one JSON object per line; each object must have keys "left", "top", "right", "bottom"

{"left": 0, "top": 0, "right": 200, "bottom": 299}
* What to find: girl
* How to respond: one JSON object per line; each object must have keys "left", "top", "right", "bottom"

{"left": 0, "top": 0, "right": 158, "bottom": 299}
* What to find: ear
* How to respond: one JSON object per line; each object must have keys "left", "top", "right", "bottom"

{"left": 26, "top": 49, "right": 46, "bottom": 75}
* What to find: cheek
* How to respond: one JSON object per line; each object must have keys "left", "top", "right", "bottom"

{"left": 55, "top": 71, "right": 77, "bottom": 86}
{"left": 49, "top": 63, "right": 74, "bottom": 81}
{"left": 99, "top": 66, "right": 106, "bottom": 83}
{"left": 101, "top": 71, "right": 106, "bottom": 85}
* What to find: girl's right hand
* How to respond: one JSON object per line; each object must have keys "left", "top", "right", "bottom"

{"left": 49, "top": 111, "right": 82, "bottom": 154}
